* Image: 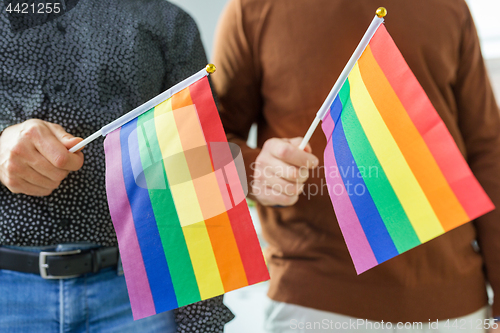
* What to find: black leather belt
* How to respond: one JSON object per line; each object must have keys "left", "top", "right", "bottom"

{"left": 0, "top": 246, "right": 119, "bottom": 279}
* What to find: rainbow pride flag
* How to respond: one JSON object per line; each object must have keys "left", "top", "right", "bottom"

{"left": 104, "top": 75, "right": 269, "bottom": 319}
{"left": 321, "top": 24, "right": 494, "bottom": 274}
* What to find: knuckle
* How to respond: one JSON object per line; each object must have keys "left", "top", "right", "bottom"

{"left": 4, "top": 177, "right": 20, "bottom": 192}
{"left": 262, "top": 138, "right": 277, "bottom": 152}
{"left": 51, "top": 123, "right": 64, "bottom": 132}
{"left": 20, "top": 123, "right": 41, "bottom": 140}
{"left": 9, "top": 144, "right": 25, "bottom": 158}
{"left": 5, "top": 160, "right": 21, "bottom": 176}
{"left": 53, "top": 153, "right": 69, "bottom": 169}
{"left": 254, "top": 155, "right": 269, "bottom": 170}
{"left": 275, "top": 145, "right": 291, "bottom": 160}
{"left": 255, "top": 153, "right": 265, "bottom": 164}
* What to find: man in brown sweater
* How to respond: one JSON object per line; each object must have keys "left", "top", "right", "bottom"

{"left": 213, "top": 0, "right": 500, "bottom": 331}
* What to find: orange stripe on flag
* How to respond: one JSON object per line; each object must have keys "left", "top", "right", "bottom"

{"left": 205, "top": 213, "right": 249, "bottom": 292}
{"left": 172, "top": 88, "right": 249, "bottom": 292}
{"left": 172, "top": 87, "right": 193, "bottom": 110}
{"left": 358, "top": 46, "right": 469, "bottom": 231}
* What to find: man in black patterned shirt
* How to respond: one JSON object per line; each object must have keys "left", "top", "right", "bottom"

{"left": 0, "top": 0, "right": 233, "bottom": 331}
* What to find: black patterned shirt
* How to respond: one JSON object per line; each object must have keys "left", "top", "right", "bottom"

{"left": 0, "top": 0, "right": 207, "bottom": 246}
{"left": 1, "top": 1, "right": 235, "bottom": 331}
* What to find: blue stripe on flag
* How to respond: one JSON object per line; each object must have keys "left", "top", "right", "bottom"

{"left": 331, "top": 98, "right": 398, "bottom": 263}
{"left": 120, "top": 119, "right": 178, "bottom": 312}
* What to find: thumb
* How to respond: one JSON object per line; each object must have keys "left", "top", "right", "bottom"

{"left": 288, "top": 137, "right": 313, "bottom": 153}
{"left": 63, "top": 137, "right": 84, "bottom": 151}
{"left": 45, "top": 122, "right": 83, "bottom": 150}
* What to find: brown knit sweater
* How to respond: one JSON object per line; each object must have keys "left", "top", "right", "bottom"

{"left": 212, "top": 0, "right": 500, "bottom": 322}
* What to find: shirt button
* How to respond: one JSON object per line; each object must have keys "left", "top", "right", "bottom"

{"left": 56, "top": 22, "right": 66, "bottom": 33}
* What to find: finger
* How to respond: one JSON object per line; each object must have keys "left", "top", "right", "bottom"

{"left": 29, "top": 155, "right": 70, "bottom": 184}
{"left": 287, "top": 137, "right": 313, "bottom": 154}
{"left": 4, "top": 138, "right": 68, "bottom": 187}
{"left": 46, "top": 122, "right": 77, "bottom": 147}
{"left": 20, "top": 163, "right": 65, "bottom": 190}
{"left": 259, "top": 177, "right": 304, "bottom": 197}
{"left": 62, "top": 136, "right": 85, "bottom": 152}
{"left": 266, "top": 138, "right": 318, "bottom": 169}
{"left": 262, "top": 185, "right": 299, "bottom": 206}
{"left": 27, "top": 122, "right": 84, "bottom": 171}
{"left": 45, "top": 122, "right": 85, "bottom": 168}
{"left": 2, "top": 175, "right": 54, "bottom": 196}
{"left": 12, "top": 139, "right": 70, "bottom": 183}
{"left": 257, "top": 157, "right": 309, "bottom": 183}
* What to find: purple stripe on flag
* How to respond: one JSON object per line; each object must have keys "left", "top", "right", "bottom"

{"left": 321, "top": 107, "right": 335, "bottom": 138}
{"left": 322, "top": 125, "right": 377, "bottom": 274}
{"left": 104, "top": 129, "right": 156, "bottom": 320}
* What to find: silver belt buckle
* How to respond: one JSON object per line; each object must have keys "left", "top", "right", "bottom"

{"left": 39, "top": 249, "right": 82, "bottom": 279}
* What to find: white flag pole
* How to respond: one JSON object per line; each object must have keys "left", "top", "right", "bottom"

{"left": 68, "top": 64, "right": 216, "bottom": 153}
{"left": 298, "top": 8, "right": 387, "bottom": 150}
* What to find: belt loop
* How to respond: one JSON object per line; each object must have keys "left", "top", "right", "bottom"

{"left": 90, "top": 248, "right": 101, "bottom": 274}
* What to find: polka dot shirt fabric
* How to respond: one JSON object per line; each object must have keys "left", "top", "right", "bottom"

{"left": 0, "top": 0, "right": 207, "bottom": 247}
{"left": 175, "top": 295, "right": 235, "bottom": 333}
{"left": 1, "top": 1, "right": 234, "bottom": 331}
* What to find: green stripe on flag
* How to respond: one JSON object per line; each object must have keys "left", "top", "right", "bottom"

{"left": 339, "top": 82, "right": 421, "bottom": 253}
{"left": 137, "top": 108, "right": 201, "bottom": 306}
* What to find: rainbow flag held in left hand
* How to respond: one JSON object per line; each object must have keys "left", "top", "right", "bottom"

{"left": 318, "top": 15, "right": 494, "bottom": 274}
{"left": 103, "top": 68, "right": 269, "bottom": 320}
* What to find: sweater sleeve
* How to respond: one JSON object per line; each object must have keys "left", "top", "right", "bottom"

{"left": 454, "top": 4, "right": 500, "bottom": 317}
{"left": 212, "top": 0, "right": 262, "bottom": 195}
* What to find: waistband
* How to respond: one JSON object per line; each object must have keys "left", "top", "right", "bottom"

{"left": 0, "top": 244, "right": 122, "bottom": 279}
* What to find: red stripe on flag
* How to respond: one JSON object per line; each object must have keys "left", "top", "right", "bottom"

{"left": 369, "top": 25, "right": 494, "bottom": 220}
{"left": 189, "top": 77, "right": 269, "bottom": 284}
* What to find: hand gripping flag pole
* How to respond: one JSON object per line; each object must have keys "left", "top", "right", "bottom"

{"left": 298, "top": 7, "right": 387, "bottom": 150}
{"left": 68, "top": 63, "right": 270, "bottom": 319}
{"left": 68, "top": 64, "right": 218, "bottom": 153}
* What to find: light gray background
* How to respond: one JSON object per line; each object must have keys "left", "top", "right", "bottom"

{"left": 168, "top": 0, "right": 229, "bottom": 57}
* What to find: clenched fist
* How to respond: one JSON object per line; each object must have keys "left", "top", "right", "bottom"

{"left": 251, "top": 137, "right": 318, "bottom": 206}
{"left": 0, "top": 119, "right": 84, "bottom": 196}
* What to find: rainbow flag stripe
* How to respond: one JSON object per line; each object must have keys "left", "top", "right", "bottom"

{"left": 104, "top": 76, "right": 269, "bottom": 319}
{"left": 321, "top": 25, "right": 494, "bottom": 274}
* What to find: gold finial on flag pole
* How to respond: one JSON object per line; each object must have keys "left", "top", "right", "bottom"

{"left": 376, "top": 7, "right": 387, "bottom": 18}
{"left": 299, "top": 7, "right": 387, "bottom": 151}
{"left": 206, "top": 64, "right": 217, "bottom": 74}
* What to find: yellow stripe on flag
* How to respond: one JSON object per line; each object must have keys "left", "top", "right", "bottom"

{"left": 154, "top": 99, "right": 204, "bottom": 226}
{"left": 348, "top": 63, "right": 444, "bottom": 242}
{"left": 154, "top": 98, "right": 224, "bottom": 298}
{"left": 182, "top": 221, "right": 225, "bottom": 299}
